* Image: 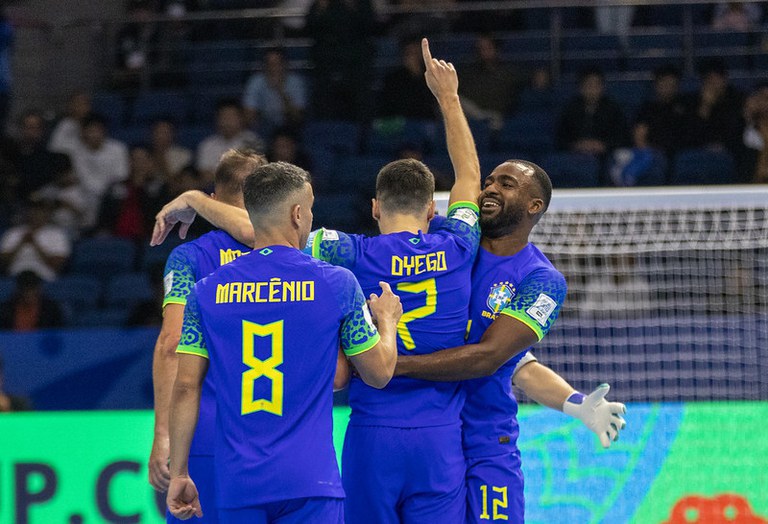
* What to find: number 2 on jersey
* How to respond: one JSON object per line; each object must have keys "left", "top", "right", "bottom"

{"left": 241, "top": 319, "right": 284, "bottom": 416}
{"left": 396, "top": 278, "right": 437, "bottom": 350}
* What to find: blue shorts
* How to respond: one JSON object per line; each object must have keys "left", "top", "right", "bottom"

{"left": 168, "top": 455, "right": 217, "bottom": 524}
{"left": 465, "top": 451, "right": 524, "bottom": 524}
{"left": 342, "top": 424, "right": 465, "bottom": 524}
{"left": 218, "top": 497, "right": 343, "bottom": 524}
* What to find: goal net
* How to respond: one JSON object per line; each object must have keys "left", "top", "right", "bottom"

{"left": 438, "top": 186, "right": 768, "bottom": 402}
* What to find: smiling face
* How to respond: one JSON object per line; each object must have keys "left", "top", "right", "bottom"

{"left": 478, "top": 161, "right": 545, "bottom": 239}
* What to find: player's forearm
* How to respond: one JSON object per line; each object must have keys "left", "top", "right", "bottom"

{"left": 440, "top": 94, "right": 481, "bottom": 204}
{"left": 395, "top": 341, "right": 510, "bottom": 381}
{"left": 152, "top": 335, "right": 180, "bottom": 438}
{"left": 168, "top": 381, "right": 200, "bottom": 477}
{"left": 184, "top": 191, "right": 255, "bottom": 247}
{"left": 512, "top": 361, "right": 575, "bottom": 411}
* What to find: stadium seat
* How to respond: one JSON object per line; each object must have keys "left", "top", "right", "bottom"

{"left": 563, "top": 33, "right": 621, "bottom": 51}
{"left": 73, "top": 308, "right": 130, "bottom": 328}
{"left": 494, "top": 111, "right": 555, "bottom": 159}
{"left": 140, "top": 238, "right": 184, "bottom": 271}
{"left": 104, "top": 272, "right": 154, "bottom": 308}
{"left": 540, "top": 152, "right": 601, "bottom": 188}
{"left": 188, "top": 88, "right": 242, "bottom": 124}
{"left": 44, "top": 274, "right": 102, "bottom": 310}
{"left": 0, "top": 276, "right": 16, "bottom": 303}
{"left": 301, "top": 120, "right": 362, "bottom": 155}
{"left": 671, "top": 149, "right": 737, "bottom": 185}
{"left": 91, "top": 93, "right": 128, "bottom": 126}
{"left": 333, "top": 155, "right": 387, "bottom": 191}
{"left": 70, "top": 237, "right": 137, "bottom": 280}
{"left": 176, "top": 125, "right": 212, "bottom": 151}
{"left": 366, "top": 119, "right": 439, "bottom": 156}
{"left": 130, "top": 90, "right": 189, "bottom": 124}
{"left": 312, "top": 192, "right": 369, "bottom": 233}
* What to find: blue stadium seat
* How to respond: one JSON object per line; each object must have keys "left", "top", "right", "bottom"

{"left": 91, "top": 93, "right": 128, "bottom": 126}
{"left": 333, "top": 155, "right": 387, "bottom": 191}
{"left": 304, "top": 146, "right": 336, "bottom": 193}
{"left": 176, "top": 125, "right": 212, "bottom": 151}
{"left": 0, "top": 276, "right": 16, "bottom": 303}
{"left": 671, "top": 149, "right": 736, "bottom": 185}
{"left": 301, "top": 121, "right": 362, "bottom": 155}
{"left": 366, "top": 119, "right": 439, "bottom": 156}
{"left": 499, "top": 33, "right": 550, "bottom": 53}
{"left": 540, "top": 152, "right": 601, "bottom": 188}
{"left": 105, "top": 273, "right": 153, "bottom": 308}
{"left": 140, "top": 238, "right": 184, "bottom": 271}
{"left": 628, "top": 33, "right": 684, "bottom": 51}
{"left": 563, "top": 33, "right": 621, "bottom": 51}
{"left": 73, "top": 308, "right": 130, "bottom": 328}
{"left": 561, "top": 54, "right": 621, "bottom": 75}
{"left": 495, "top": 111, "right": 555, "bottom": 159}
{"left": 70, "top": 237, "right": 137, "bottom": 280}
{"left": 312, "top": 193, "right": 367, "bottom": 233}
{"left": 188, "top": 88, "right": 242, "bottom": 124}
{"left": 694, "top": 31, "right": 750, "bottom": 48}
{"left": 518, "top": 88, "right": 556, "bottom": 112}
{"left": 130, "top": 90, "right": 189, "bottom": 124}
{"left": 608, "top": 81, "right": 651, "bottom": 121}
{"left": 186, "top": 60, "right": 246, "bottom": 87}
{"left": 44, "top": 274, "right": 102, "bottom": 310}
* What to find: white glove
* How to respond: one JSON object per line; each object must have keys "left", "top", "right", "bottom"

{"left": 562, "top": 384, "right": 627, "bottom": 449}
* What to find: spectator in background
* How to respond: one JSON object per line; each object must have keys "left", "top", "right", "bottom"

{"left": 744, "top": 84, "right": 768, "bottom": 183}
{"left": 712, "top": 2, "right": 762, "bottom": 31}
{"left": 306, "top": 0, "right": 375, "bottom": 120}
{"left": 377, "top": 38, "right": 436, "bottom": 120}
{"left": 0, "top": 355, "right": 32, "bottom": 411}
{"left": 0, "top": 199, "right": 71, "bottom": 281}
{"left": 49, "top": 91, "right": 92, "bottom": 154}
{"left": 635, "top": 65, "right": 688, "bottom": 161}
{"left": 266, "top": 127, "right": 311, "bottom": 171}
{"left": 682, "top": 58, "right": 744, "bottom": 157}
{"left": 242, "top": 48, "right": 307, "bottom": 135}
{"left": 113, "top": 0, "right": 159, "bottom": 89}
{"left": 96, "top": 144, "right": 168, "bottom": 241}
{"left": 459, "top": 34, "right": 528, "bottom": 129}
{"left": 196, "top": 100, "right": 263, "bottom": 183}
{"left": 556, "top": 67, "right": 629, "bottom": 181}
{"left": 150, "top": 118, "right": 191, "bottom": 180}
{"left": 67, "top": 113, "right": 130, "bottom": 227}
{"left": 0, "top": 270, "right": 64, "bottom": 331}
{"left": 609, "top": 122, "right": 667, "bottom": 186}
{"left": 9, "top": 110, "right": 56, "bottom": 201}
{"left": 31, "top": 153, "right": 87, "bottom": 236}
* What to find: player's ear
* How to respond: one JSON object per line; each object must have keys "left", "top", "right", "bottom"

{"left": 426, "top": 200, "right": 436, "bottom": 221}
{"left": 371, "top": 198, "right": 381, "bottom": 222}
{"left": 528, "top": 198, "right": 544, "bottom": 217}
{"left": 291, "top": 203, "right": 302, "bottom": 229}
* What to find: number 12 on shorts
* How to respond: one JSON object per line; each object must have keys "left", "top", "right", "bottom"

{"left": 479, "top": 484, "right": 509, "bottom": 521}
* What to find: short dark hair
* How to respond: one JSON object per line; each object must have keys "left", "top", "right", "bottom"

{"left": 214, "top": 148, "right": 266, "bottom": 199}
{"left": 509, "top": 159, "right": 552, "bottom": 214}
{"left": 216, "top": 98, "right": 243, "bottom": 113}
{"left": 243, "top": 161, "right": 311, "bottom": 222}
{"left": 375, "top": 159, "right": 435, "bottom": 215}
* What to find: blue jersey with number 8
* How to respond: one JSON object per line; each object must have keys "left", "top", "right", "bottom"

{"left": 177, "top": 245, "right": 380, "bottom": 508}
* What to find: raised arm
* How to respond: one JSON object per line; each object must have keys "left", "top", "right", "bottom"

{"left": 422, "top": 37, "right": 481, "bottom": 207}
{"left": 151, "top": 190, "right": 254, "bottom": 247}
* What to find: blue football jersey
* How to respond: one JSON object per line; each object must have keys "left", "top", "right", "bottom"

{"left": 163, "top": 230, "right": 250, "bottom": 456}
{"left": 177, "top": 246, "right": 381, "bottom": 508}
{"left": 308, "top": 202, "right": 481, "bottom": 427}
{"left": 461, "top": 244, "right": 567, "bottom": 458}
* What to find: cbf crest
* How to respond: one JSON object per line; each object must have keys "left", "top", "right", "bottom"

{"left": 487, "top": 281, "right": 516, "bottom": 314}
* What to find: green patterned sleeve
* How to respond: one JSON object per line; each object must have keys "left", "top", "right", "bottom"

{"left": 176, "top": 289, "right": 208, "bottom": 359}
{"left": 500, "top": 269, "right": 567, "bottom": 341}
{"left": 435, "top": 201, "right": 481, "bottom": 253}
{"left": 333, "top": 268, "right": 380, "bottom": 357}
{"left": 162, "top": 244, "right": 198, "bottom": 308}
{"left": 306, "top": 228, "right": 359, "bottom": 268}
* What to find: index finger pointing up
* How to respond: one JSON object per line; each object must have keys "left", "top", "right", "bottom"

{"left": 421, "top": 37, "right": 432, "bottom": 67}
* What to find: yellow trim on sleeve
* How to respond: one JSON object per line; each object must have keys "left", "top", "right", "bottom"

{"left": 343, "top": 332, "right": 382, "bottom": 357}
{"left": 163, "top": 297, "right": 187, "bottom": 309}
{"left": 176, "top": 345, "right": 209, "bottom": 359}
{"left": 500, "top": 310, "right": 544, "bottom": 342}
{"left": 311, "top": 228, "right": 325, "bottom": 260}
{"left": 447, "top": 201, "right": 480, "bottom": 214}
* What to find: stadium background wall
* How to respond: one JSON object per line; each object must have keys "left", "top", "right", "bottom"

{"left": 0, "top": 328, "right": 767, "bottom": 523}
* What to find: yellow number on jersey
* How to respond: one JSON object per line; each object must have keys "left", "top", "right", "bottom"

{"left": 396, "top": 278, "right": 437, "bottom": 350}
{"left": 241, "top": 320, "right": 284, "bottom": 416}
{"left": 479, "top": 484, "right": 509, "bottom": 521}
